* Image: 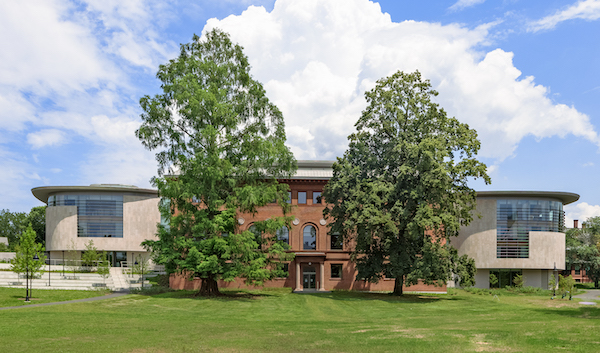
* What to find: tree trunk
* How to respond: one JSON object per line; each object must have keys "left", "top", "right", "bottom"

{"left": 198, "top": 276, "right": 220, "bottom": 296}
{"left": 595, "top": 279, "right": 599, "bottom": 289}
{"left": 392, "top": 276, "right": 404, "bottom": 296}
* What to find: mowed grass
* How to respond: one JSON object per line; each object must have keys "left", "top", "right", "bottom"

{"left": 0, "top": 287, "right": 109, "bottom": 308}
{"left": 1, "top": 288, "right": 599, "bottom": 352}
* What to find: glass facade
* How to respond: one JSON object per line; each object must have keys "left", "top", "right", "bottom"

{"left": 489, "top": 269, "right": 522, "bottom": 288}
{"left": 48, "top": 194, "right": 124, "bottom": 238}
{"left": 496, "top": 199, "right": 564, "bottom": 258}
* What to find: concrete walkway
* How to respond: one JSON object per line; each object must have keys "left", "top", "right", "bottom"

{"left": 0, "top": 291, "right": 129, "bottom": 311}
{"left": 573, "top": 289, "right": 600, "bottom": 300}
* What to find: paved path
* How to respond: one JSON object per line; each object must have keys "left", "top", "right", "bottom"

{"left": 573, "top": 289, "right": 600, "bottom": 300}
{"left": 0, "top": 291, "right": 129, "bottom": 311}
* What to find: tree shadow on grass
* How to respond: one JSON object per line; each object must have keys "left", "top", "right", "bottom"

{"left": 135, "top": 288, "right": 278, "bottom": 301}
{"left": 297, "top": 291, "right": 463, "bottom": 304}
{"left": 532, "top": 305, "right": 600, "bottom": 320}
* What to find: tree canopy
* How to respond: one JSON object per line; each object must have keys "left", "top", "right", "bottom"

{"left": 136, "top": 29, "right": 296, "bottom": 296}
{"left": 566, "top": 216, "right": 600, "bottom": 288}
{"left": 0, "top": 206, "right": 46, "bottom": 250}
{"left": 323, "top": 71, "right": 489, "bottom": 295}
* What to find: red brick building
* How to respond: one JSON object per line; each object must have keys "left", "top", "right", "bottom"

{"left": 170, "top": 160, "right": 444, "bottom": 293}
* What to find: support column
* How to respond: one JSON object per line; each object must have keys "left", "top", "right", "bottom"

{"left": 296, "top": 261, "right": 301, "bottom": 291}
{"left": 319, "top": 262, "right": 325, "bottom": 291}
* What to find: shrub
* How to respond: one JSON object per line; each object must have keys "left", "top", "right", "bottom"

{"left": 513, "top": 274, "right": 524, "bottom": 288}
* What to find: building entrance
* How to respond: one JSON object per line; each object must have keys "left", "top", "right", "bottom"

{"left": 303, "top": 267, "right": 316, "bottom": 289}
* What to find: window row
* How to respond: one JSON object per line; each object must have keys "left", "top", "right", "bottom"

{"left": 284, "top": 191, "right": 323, "bottom": 205}
{"left": 247, "top": 224, "right": 343, "bottom": 250}
{"left": 278, "top": 263, "right": 344, "bottom": 279}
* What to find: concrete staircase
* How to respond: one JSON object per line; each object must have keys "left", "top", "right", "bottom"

{"left": 0, "top": 271, "right": 114, "bottom": 290}
{"left": 0, "top": 264, "right": 160, "bottom": 291}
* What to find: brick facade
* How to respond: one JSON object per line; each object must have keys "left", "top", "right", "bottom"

{"left": 170, "top": 176, "right": 446, "bottom": 293}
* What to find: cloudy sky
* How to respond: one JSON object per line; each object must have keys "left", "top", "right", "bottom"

{"left": 1, "top": 0, "right": 599, "bottom": 225}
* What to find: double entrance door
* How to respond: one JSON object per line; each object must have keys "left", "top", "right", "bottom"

{"left": 303, "top": 267, "right": 316, "bottom": 290}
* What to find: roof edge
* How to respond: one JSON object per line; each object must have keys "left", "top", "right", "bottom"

{"left": 475, "top": 191, "right": 580, "bottom": 205}
{"left": 31, "top": 185, "right": 158, "bottom": 204}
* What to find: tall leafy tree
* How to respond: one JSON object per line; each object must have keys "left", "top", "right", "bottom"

{"left": 323, "top": 71, "right": 489, "bottom": 295}
{"left": 566, "top": 217, "right": 600, "bottom": 288}
{"left": 136, "top": 29, "right": 296, "bottom": 296}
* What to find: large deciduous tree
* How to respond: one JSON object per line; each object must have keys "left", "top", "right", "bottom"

{"left": 566, "top": 217, "right": 600, "bottom": 288}
{"left": 136, "top": 29, "right": 296, "bottom": 296}
{"left": 323, "top": 71, "right": 489, "bottom": 295}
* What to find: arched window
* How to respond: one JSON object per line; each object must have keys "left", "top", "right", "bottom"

{"left": 303, "top": 225, "right": 316, "bottom": 250}
{"left": 248, "top": 225, "right": 262, "bottom": 246}
{"left": 276, "top": 226, "right": 289, "bottom": 245}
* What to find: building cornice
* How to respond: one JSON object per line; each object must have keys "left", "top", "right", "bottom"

{"left": 31, "top": 185, "right": 158, "bottom": 204}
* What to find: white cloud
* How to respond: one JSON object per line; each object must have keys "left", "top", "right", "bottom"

{"left": 81, "top": 0, "right": 178, "bottom": 69}
{"left": 528, "top": 0, "right": 600, "bottom": 32}
{"left": 449, "top": 0, "right": 486, "bottom": 12}
{"left": 27, "top": 129, "right": 68, "bottom": 149}
{"left": 0, "top": 0, "right": 119, "bottom": 96}
{"left": 204, "top": 0, "right": 600, "bottom": 160}
{"left": 0, "top": 148, "right": 44, "bottom": 211}
{"left": 565, "top": 202, "right": 600, "bottom": 228}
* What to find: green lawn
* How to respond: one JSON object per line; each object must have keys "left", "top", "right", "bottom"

{"left": 1, "top": 288, "right": 599, "bottom": 352}
{"left": 0, "top": 287, "right": 109, "bottom": 308}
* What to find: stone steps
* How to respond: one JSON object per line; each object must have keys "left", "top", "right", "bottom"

{"left": 0, "top": 269, "right": 157, "bottom": 291}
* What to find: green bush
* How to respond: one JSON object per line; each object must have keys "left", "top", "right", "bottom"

{"left": 513, "top": 274, "right": 524, "bottom": 288}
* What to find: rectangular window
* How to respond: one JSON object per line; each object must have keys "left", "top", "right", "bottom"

{"left": 331, "top": 264, "right": 342, "bottom": 279}
{"left": 330, "top": 232, "right": 342, "bottom": 250}
{"left": 575, "top": 266, "right": 581, "bottom": 275}
{"left": 489, "top": 269, "right": 522, "bottom": 288}
{"left": 298, "top": 191, "right": 307, "bottom": 204}
{"left": 313, "top": 192, "right": 322, "bottom": 204}
{"left": 286, "top": 192, "right": 292, "bottom": 204}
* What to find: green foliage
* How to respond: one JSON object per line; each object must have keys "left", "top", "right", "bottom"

{"left": 323, "top": 71, "right": 489, "bottom": 295}
{"left": 10, "top": 224, "right": 46, "bottom": 280}
{"left": 26, "top": 206, "right": 46, "bottom": 245}
{"left": 548, "top": 274, "right": 557, "bottom": 293}
{"left": 132, "top": 254, "right": 151, "bottom": 275}
{"left": 513, "top": 274, "right": 524, "bottom": 288}
{"left": 97, "top": 252, "right": 111, "bottom": 282}
{"left": 0, "top": 209, "right": 27, "bottom": 250}
{"left": 489, "top": 273, "right": 498, "bottom": 287}
{"left": 0, "top": 207, "right": 46, "bottom": 249}
{"left": 0, "top": 242, "right": 9, "bottom": 252}
{"left": 81, "top": 240, "right": 101, "bottom": 270}
{"left": 137, "top": 29, "right": 297, "bottom": 296}
{"left": 566, "top": 216, "right": 600, "bottom": 288}
{"left": 66, "top": 240, "right": 80, "bottom": 273}
{"left": 558, "top": 274, "right": 576, "bottom": 297}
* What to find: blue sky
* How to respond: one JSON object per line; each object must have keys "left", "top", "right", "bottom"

{"left": 1, "top": 0, "right": 599, "bottom": 226}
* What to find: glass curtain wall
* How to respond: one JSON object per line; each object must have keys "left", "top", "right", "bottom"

{"left": 48, "top": 194, "right": 124, "bottom": 238}
{"left": 496, "top": 199, "right": 564, "bottom": 258}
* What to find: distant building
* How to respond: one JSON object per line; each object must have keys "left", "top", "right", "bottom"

{"left": 451, "top": 191, "right": 578, "bottom": 289}
{"left": 31, "top": 184, "right": 160, "bottom": 266}
{"left": 32, "top": 166, "right": 578, "bottom": 292}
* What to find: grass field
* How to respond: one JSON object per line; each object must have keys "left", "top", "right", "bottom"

{"left": 1, "top": 287, "right": 599, "bottom": 352}
{"left": 0, "top": 287, "right": 109, "bottom": 308}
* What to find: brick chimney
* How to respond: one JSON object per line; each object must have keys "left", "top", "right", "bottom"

{"left": 574, "top": 220, "right": 579, "bottom": 229}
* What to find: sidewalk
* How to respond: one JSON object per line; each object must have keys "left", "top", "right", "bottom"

{"left": 573, "top": 289, "right": 600, "bottom": 300}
